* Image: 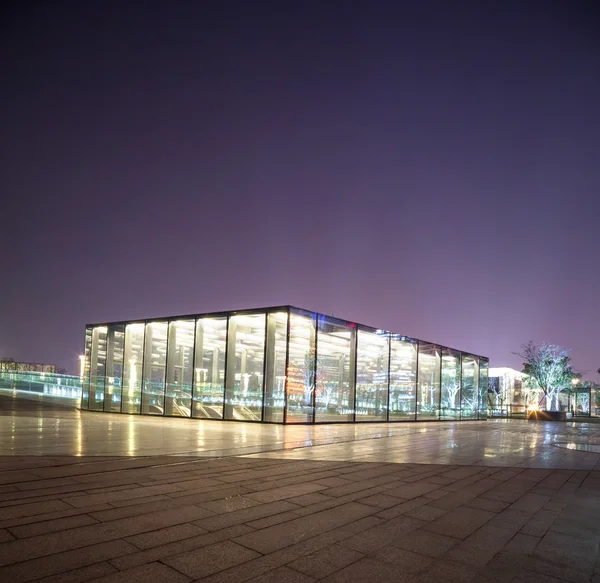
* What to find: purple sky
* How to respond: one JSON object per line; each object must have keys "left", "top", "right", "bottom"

{"left": 2, "top": 1, "right": 599, "bottom": 378}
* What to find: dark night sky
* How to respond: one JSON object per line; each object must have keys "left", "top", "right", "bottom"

{"left": 2, "top": 1, "right": 599, "bottom": 378}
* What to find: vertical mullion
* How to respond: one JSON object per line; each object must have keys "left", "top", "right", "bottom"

{"left": 414, "top": 341, "right": 419, "bottom": 421}
{"left": 190, "top": 318, "right": 198, "bottom": 419}
{"left": 283, "top": 307, "right": 290, "bottom": 425}
{"left": 162, "top": 321, "right": 171, "bottom": 416}
{"left": 260, "top": 312, "right": 268, "bottom": 422}
{"left": 386, "top": 334, "right": 391, "bottom": 422}
{"left": 138, "top": 322, "right": 146, "bottom": 415}
{"left": 352, "top": 327, "right": 358, "bottom": 423}
{"left": 437, "top": 345, "right": 441, "bottom": 420}
{"left": 221, "top": 315, "right": 230, "bottom": 420}
{"left": 312, "top": 314, "right": 318, "bottom": 424}
{"left": 459, "top": 353, "right": 463, "bottom": 421}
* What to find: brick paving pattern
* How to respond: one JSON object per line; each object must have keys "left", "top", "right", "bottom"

{"left": 0, "top": 455, "right": 599, "bottom": 582}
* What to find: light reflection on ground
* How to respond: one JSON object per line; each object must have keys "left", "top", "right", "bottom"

{"left": 1, "top": 391, "right": 599, "bottom": 469}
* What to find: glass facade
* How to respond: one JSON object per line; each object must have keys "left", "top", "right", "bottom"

{"left": 82, "top": 306, "right": 488, "bottom": 424}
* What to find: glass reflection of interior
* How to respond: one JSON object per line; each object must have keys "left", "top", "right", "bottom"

{"left": 193, "top": 317, "right": 227, "bottom": 419}
{"left": 81, "top": 328, "right": 92, "bottom": 410}
{"left": 355, "top": 329, "right": 389, "bottom": 421}
{"left": 141, "top": 322, "right": 168, "bottom": 415}
{"left": 105, "top": 324, "right": 125, "bottom": 413}
{"left": 441, "top": 348, "right": 461, "bottom": 419}
{"left": 461, "top": 355, "right": 479, "bottom": 419}
{"left": 264, "top": 311, "right": 288, "bottom": 423}
{"left": 286, "top": 310, "right": 316, "bottom": 423}
{"left": 417, "top": 342, "right": 441, "bottom": 419}
{"left": 166, "top": 320, "right": 194, "bottom": 417}
{"left": 89, "top": 326, "right": 107, "bottom": 411}
{"left": 478, "top": 358, "right": 489, "bottom": 419}
{"left": 224, "top": 313, "right": 266, "bottom": 421}
{"left": 80, "top": 307, "right": 488, "bottom": 424}
{"left": 122, "top": 323, "right": 145, "bottom": 414}
{"left": 389, "top": 336, "right": 417, "bottom": 420}
{"left": 315, "top": 316, "right": 355, "bottom": 423}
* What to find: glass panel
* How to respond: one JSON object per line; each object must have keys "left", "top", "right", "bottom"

{"left": 89, "top": 326, "right": 107, "bottom": 411}
{"left": 461, "top": 355, "right": 479, "bottom": 419}
{"left": 142, "top": 322, "right": 168, "bottom": 415}
{"left": 478, "top": 358, "right": 489, "bottom": 419}
{"left": 389, "top": 336, "right": 417, "bottom": 420}
{"left": 355, "top": 329, "right": 389, "bottom": 422}
{"left": 165, "top": 320, "right": 194, "bottom": 417}
{"left": 193, "top": 317, "right": 227, "bottom": 419}
{"left": 286, "top": 309, "right": 316, "bottom": 423}
{"left": 81, "top": 328, "right": 92, "bottom": 410}
{"left": 122, "top": 323, "right": 145, "bottom": 414}
{"left": 315, "top": 315, "right": 355, "bottom": 422}
{"left": 264, "top": 311, "right": 288, "bottom": 422}
{"left": 224, "top": 313, "right": 266, "bottom": 421}
{"left": 105, "top": 324, "right": 125, "bottom": 413}
{"left": 417, "top": 342, "right": 441, "bottom": 420}
{"left": 441, "top": 348, "right": 461, "bottom": 419}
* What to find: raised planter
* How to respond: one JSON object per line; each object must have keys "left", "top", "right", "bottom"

{"left": 526, "top": 410, "right": 567, "bottom": 421}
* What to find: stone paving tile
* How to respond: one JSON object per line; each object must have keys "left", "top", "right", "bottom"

{"left": 89, "top": 561, "right": 192, "bottom": 582}
{"left": 199, "top": 495, "right": 262, "bottom": 514}
{"left": 234, "top": 502, "right": 377, "bottom": 554}
{"left": 388, "top": 527, "right": 459, "bottom": 558}
{"left": 445, "top": 523, "right": 516, "bottom": 567}
{"left": 0, "top": 499, "right": 75, "bottom": 521}
{"left": 193, "top": 500, "right": 299, "bottom": 532}
{"left": 356, "top": 493, "right": 404, "bottom": 509}
{"left": 0, "top": 504, "right": 213, "bottom": 566}
{"left": 384, "top": 481, "right": 442, "bottom": 500}
{"left": 198, "top": 517, "right": 383, "bottom": 583}
{"left": 410, "top": 557, "right": 484, "bottom": 583}
{"left": 0, "top": 504, "right": 112, "bottom": 530}
{"left": 35, "top": 561, "right": 118, "bottom": 583}
{"left": 0, "top": 529, "right": 15, "bottom": 542}
{"left": 338, "top": 515, "right": 426, "bottom": 554}
{"left": 247, "top": 566, "right": 316, "bottom": 583}
{"left": 534, "top": 530, "right": 599, "bottom": 575}
{"left": 125, "top": 522, "right": 207, "bottom": 549}
{"left": 422, "top": 505, "right": 496, "bottom": 539}
{"left": 245, "top": 483, "right": 327, "bottom": 504}
{"left": 463, "top": 496, "right": 510, "bottom": 513}
{"left": 520, "top": 509, "right": 560, "bottom": 537}
{"left": 321, "top": 556, "right": 413, "bottom": 582}
{"left": 285, "top": 492, "right": 332, "bottom": 506}
{"left": 163, "top": 540, "right": 260, "bottom": 579}
{"left": 404, "top": 503, "right": 448, "bottom": 521}
{"left": 109, "top": 524, "right": 255, "bottom": 571}
{"left": 286, "top": 543, "right": 364, "bottom": 579}
{"left": 0, "top": 539, "right": 138, "bottom": 583}
{"left": 7, "top": 513, "right": 99, "bottom": 538}
{"left": 372, "top": 544, "right": 433, "bottom": 573}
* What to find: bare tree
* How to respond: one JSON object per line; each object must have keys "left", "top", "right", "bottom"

{"left": 517, "top": 342, "right": 575, "bottom": 411}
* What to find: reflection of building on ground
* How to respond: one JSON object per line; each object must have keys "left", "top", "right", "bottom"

{"left": 81, "top": 305, "right": 488, "bottom": 424}
{"left": 489, "top": 367, "right": 599, "bottom": 417}
{"left": 0, "top": 361, "right": 57, "bottom": 373}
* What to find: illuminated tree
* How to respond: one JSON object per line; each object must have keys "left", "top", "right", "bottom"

{"left": 0, "top": 357, "right": 16, "bottom": 372}
{"left": 518, "top": 342, "right": 575, "bottom": 411}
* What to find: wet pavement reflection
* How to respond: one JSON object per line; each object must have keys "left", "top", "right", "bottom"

{"left": 1, "top": 391, "right": 600, "bottom": 469}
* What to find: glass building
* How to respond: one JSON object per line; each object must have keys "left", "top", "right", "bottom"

{"left": 80, "top": 306, "right": 488, "bottom": 423}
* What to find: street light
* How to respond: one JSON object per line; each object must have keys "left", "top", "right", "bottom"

{"left": 570, "top": 377, "right": 580, "bottom": 416}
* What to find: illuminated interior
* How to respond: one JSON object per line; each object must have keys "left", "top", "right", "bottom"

{"left": 80, "top": 306, "right": 488, "bottom": 423}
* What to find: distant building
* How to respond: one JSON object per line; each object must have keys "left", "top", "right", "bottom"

{"left": 80, "top": 305, "right": 489, "bottom": 424}
{"left": 0, "top": 360, "right": 57, "bottom": 373}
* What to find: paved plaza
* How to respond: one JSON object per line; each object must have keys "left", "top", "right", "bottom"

{"left": 0, "top": 391, "right": 599, "bottom": 582}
